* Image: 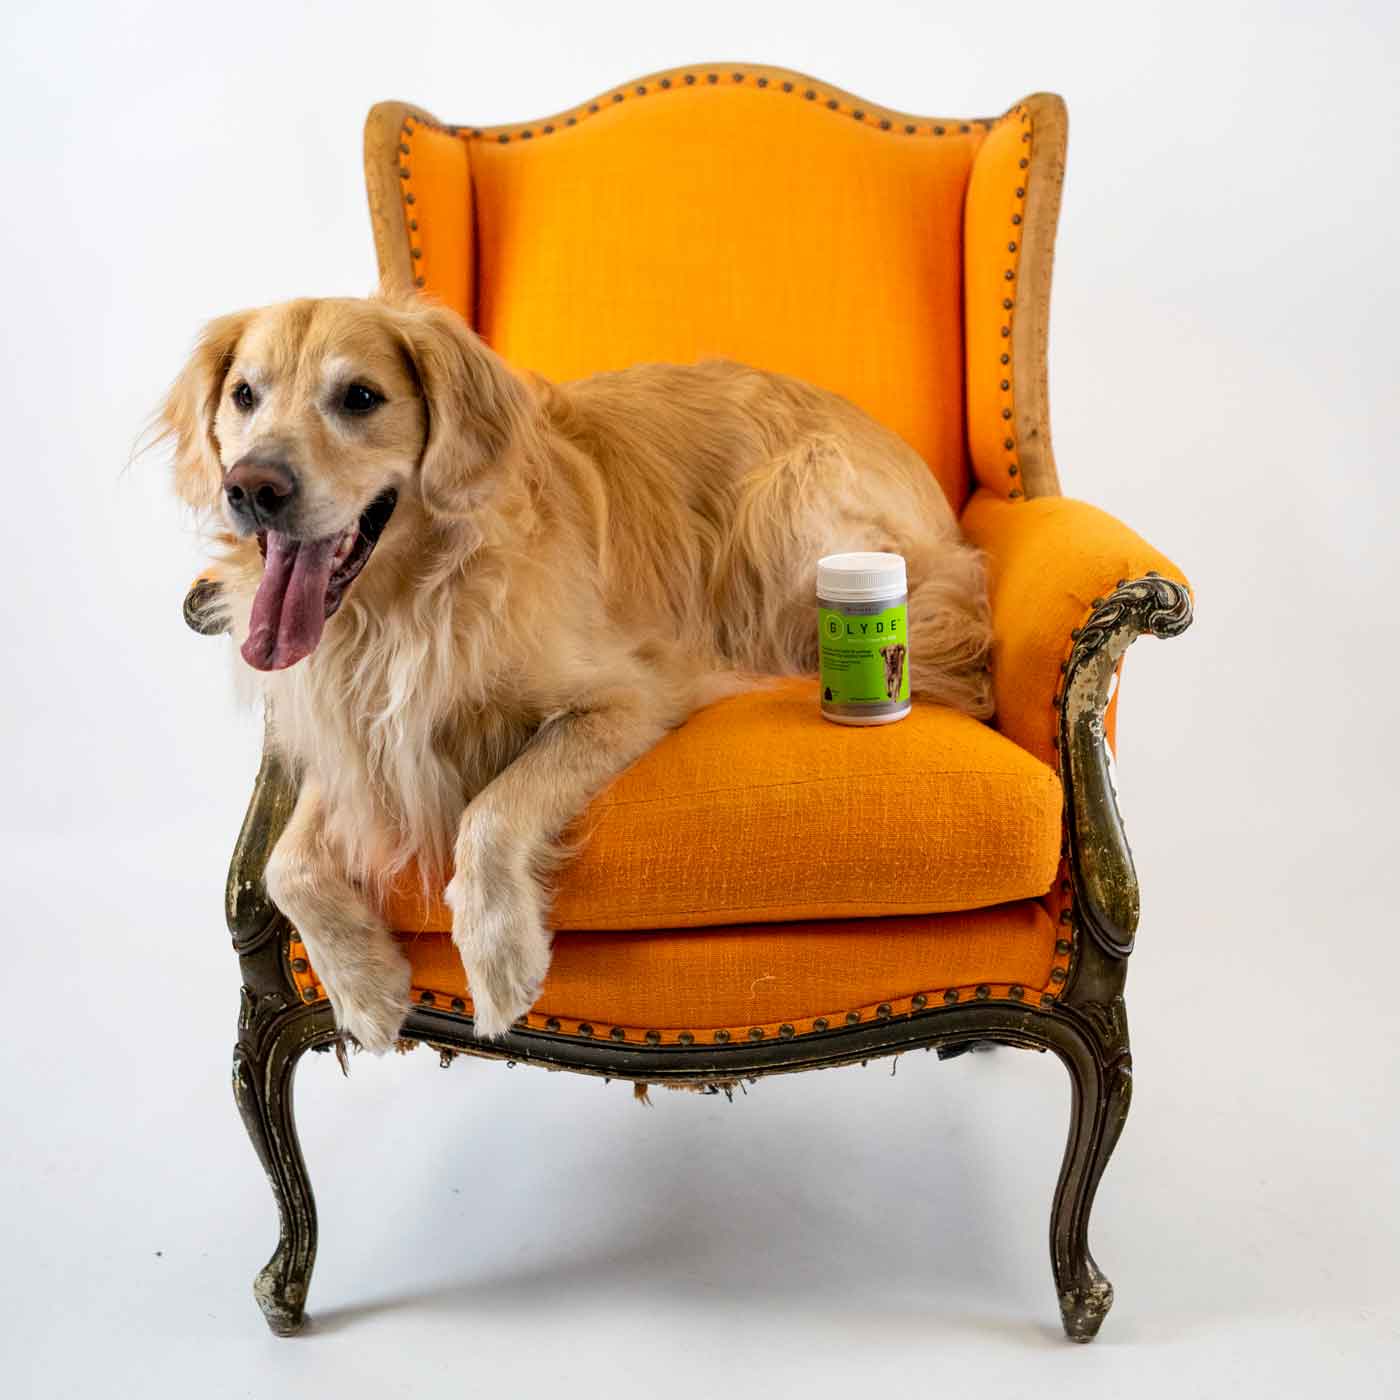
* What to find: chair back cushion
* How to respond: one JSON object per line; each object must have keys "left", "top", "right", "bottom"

{"left": 405, "top": 70, "right": 989, "bottom": 508}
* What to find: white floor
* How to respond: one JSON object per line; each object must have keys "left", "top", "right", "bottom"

{"left": 5, "top": 807, "right": 1396, "bottom": 1399}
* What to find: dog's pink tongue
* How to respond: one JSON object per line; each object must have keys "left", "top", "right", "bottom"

{"left": 241, "top": 533, "right": 338, "bottom": 672}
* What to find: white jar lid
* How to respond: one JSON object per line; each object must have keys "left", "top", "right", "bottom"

{"left": 817, "top": 551, "right": 907, "bottom": 603}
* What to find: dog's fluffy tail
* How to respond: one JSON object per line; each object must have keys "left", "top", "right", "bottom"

{"left": 905, "top": 540, "right": 995, "bottom": 720}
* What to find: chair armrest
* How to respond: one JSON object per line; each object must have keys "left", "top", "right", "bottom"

{"left": 961, "top": 487, "right": 1193, "bottom": 957}
{"left": 184, "top": 574, "right": 230, "bottom": 636}
{"left": 181, "top": 573, "right": 298, "bottom": 946}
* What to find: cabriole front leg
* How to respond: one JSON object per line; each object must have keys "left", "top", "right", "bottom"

{"left": 233, "top": 993, "right": 339, "bottom": 1335}
{"left": 1049, "top": 573, "right": 1192, "bottom": 1339}
{"left": 1048, "top": 1000, "right": 1132, "bottom": 1341}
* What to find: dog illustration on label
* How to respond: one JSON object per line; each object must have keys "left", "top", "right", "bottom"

{"left": 879, "top": 643, "right": 907, "bottom": 700}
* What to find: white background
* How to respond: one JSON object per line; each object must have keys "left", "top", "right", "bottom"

{"left": 2, "top": 1, "right": 1397, "bottom": 1394}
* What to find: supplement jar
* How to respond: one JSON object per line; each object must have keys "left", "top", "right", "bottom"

{"left": 816, "top": 552, "right": 910, "bottom": 726}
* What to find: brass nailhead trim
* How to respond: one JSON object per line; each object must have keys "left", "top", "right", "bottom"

{"left": 975, "top": 985, "right": 991, "bottom": 1000}
{"left": 290, "top": 958, "right": 308, "bottom": 973}
{"left": 779, "top": 1024, "right": 795, "bottom": 1038}
{"left": 451, "top": 998, "right": 466, "bottom": 1013}
{"left": 748, "top": 1027, "right": 764, "bottom": 1041}
{"left": 577, "top": 1022, "right": 594, "bottom": 1037}
{"left": 1009, "top": 985, "right": 1025, "bottom": 1000}
{"left": 876, "top": 1003, "right": 892, "bottom": 1018}
{"left": 911, "top": 994, "right": 927, "bottom": 1009}
{"left": 812, "top": 1017, "right": 829, "bottom": 1032}
{"left": 301, "top": 988, "right": 316, "bottom": 1003}
{"left": 714, "top": 1028, "right": 730, "bottom": 1043}
{"left": 1055, "top": 938, "right": 1072, "bottom": 955}
{"left": 645, "top": 1030, "right": 662, "bottom": 1044}
{"left": 1041, "top": 992, "right": 1057, "bottom": 1007}
{"left": 678, "top": 1031, "right": 694, "bottom": 1045}
{"left": 845, "top": 1011, "right": 861, "bottom": 1025}
{"left": 610, "top": 1026, "right": 627, "bottom": 1041}
{"left": 1060, "top": 908, "right": 1072, "bottom": 924}
{"left": 1050, "top": 967, "right": 1067, "bottom": 984}
{"left": 943, "top": 989, "right": 959, "bottom": 1004}
{"left": 419, "top": 991, "right": 435, "bottom": 1005}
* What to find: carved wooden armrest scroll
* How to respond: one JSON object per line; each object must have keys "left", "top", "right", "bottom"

{"left": 1058, "top": 575, "right": 1193, "bottom": 960}
{"left": 183, "top": 578, "right": 231, "bottom": 637}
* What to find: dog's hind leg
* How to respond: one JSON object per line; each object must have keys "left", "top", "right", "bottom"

{"left": 266, "top": 782, "right": 412, "bottom": 1054}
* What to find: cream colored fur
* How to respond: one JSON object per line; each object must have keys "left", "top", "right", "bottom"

{"left": 160, "top": 295, "right": 992, "bottom": 1047}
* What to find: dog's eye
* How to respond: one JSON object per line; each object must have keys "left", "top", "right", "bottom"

{"left": 341, "top": 383, "right": 384, "bottom": 415}
{"left": 231, "top": 382, "right": 255, "bottom": 412}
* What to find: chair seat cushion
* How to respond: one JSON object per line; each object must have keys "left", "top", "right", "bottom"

{"left": 289, "top": 900, "right": 1067, "bottom": 1044}
{"left": 384, "top": 678, "right": 1062, "bottom": 933}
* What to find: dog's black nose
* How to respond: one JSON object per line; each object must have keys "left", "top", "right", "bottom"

{"left": 224, "top": 458, "right": 296, "bottom": 525}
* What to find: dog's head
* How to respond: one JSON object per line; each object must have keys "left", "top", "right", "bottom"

{"left": 159, "top": 295, "right": 534, "bottom": 671}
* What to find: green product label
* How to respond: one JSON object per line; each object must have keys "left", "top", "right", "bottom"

{"left": 819, "top": 598, "right": 910, "bottom": 711}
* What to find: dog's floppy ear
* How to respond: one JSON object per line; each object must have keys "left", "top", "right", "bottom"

{"left": 158, "top": 311, "right": 252, "bottom": 510}
{"left": 394, "top": 301, "right": 536, "bottom": 520}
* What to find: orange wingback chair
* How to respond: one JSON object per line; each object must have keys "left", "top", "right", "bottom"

{"left": 206, "top": 64, "right": 1192, "bottom": 1343}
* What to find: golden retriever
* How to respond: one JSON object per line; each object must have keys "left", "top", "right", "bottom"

{"left": 161, "top": 295, "right": 992, "bottom": 1047}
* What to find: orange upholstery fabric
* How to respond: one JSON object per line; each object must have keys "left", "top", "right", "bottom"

{"left": 965, "top": 111, "right": 1031, "bottom": 498}
{"left": 289, "top": 900, "right": 1067, "bottom": 1043}
{"left": 384, "top": 678, "right": 1062, "bottom": 934}
{"left": 397, "top": 122, "right": 472, "bottom": 322}
{"left": 405, "top": 69, "right": 989, "bottom": 508}
{"left": 961, "top": 489, "right": 1191, "bottom": 767}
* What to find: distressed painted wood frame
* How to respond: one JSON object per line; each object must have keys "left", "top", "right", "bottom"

{"left": 190, "top": 67, "right": 1194, "bottom": 1343}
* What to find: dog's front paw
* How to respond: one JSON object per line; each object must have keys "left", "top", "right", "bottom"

{"left": 447, "top": 842, "right": 553, "bottom": 1040}
{"left": 324, "top": 959, "right": 412, "bottom": 1055}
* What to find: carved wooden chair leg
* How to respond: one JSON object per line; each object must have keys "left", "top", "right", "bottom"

{"left": 232, "top": 997, "right": 339, "bottom": 1336}
{"left": 1048, "top": 999, "right": 1132, "bottom": 1341}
